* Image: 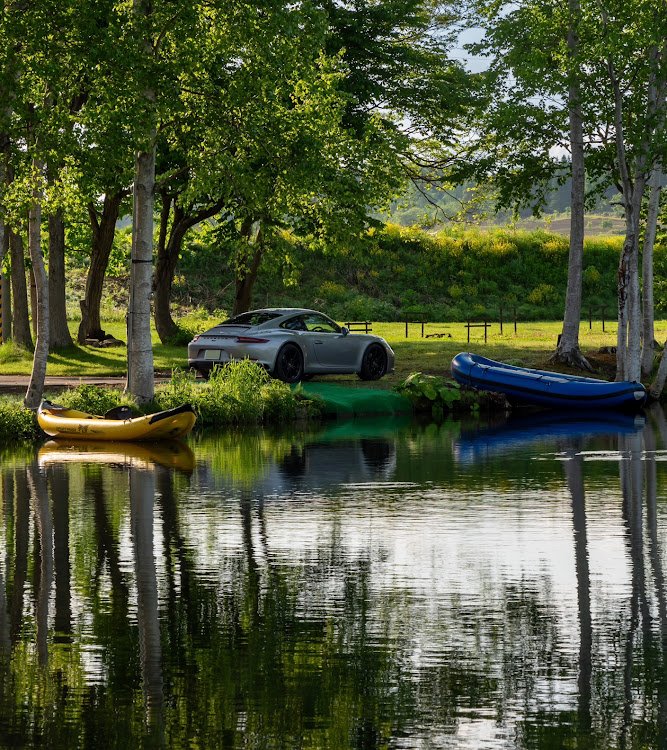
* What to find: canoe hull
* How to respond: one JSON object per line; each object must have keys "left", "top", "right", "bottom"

{"left": 38, "top": 403, "right": 196, "bottom": 441}
{"left": 451, "top": 352, "right": 647, "bottom": 410}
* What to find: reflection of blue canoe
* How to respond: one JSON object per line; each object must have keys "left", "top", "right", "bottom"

{"left": 451, "top": 352, "right": 647, "bottom": 410}
{"left": 455, "top": 411, "right": 646, "bottom": 463}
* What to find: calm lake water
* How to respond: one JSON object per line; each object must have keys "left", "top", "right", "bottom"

{"left": 1, "top": 407, "right": 667, "bottom": 749}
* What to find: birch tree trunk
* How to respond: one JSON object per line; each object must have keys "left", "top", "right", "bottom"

{"left": 624, "top": 190, "right": 643, "bottom": 383}
{"left": 127, "top": 145, "right": 156, "bottom": 403}
{"left": 607, "top": 53, "right": 644, "bottom": 383}
{"left": 24, "top": 160, "right": 50, "bottom": 409}
{"left": 615, "top": 233, "right": 642, "bottom": 384}
{"left": 126, "top": 0, "right": 156, "bottom": 403}
{"left": 0, "top": 132, "right": 8, "bottom": 343}
{"left": 641, "top": 164, "right": 662, "bottom": 378}
{"left": 550, "top": 0, "right": 592, "bottom": 371}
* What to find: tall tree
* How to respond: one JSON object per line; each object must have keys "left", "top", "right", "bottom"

{"left": 153, "top": 185, "right": 225, "bottom": 341}
{"left": 552, "top": 0, "right": 592, "bottom": 371}
{"left": 126, "top": 0, "right": 158, "bottom": 402}
{"left": 149, "top": 0, "right": 472, "bottom": 325}
{"left": 8, "top": 229, "right": 31, "bottom": 348}
{"left": 463, "top": 0, "right": 667, "bottom": 383}
{"left": 24, "top": 119, "right": 49, "bottom": 408}
{"left": 590, "top": 0, "right": 667, "bottom": 382}
{"left": 463, "top": 0, "right": 595, "bottom": 369}
{"left": 78, "top": 192, "right": 127, "bottom": 343}
{"left": 641, "top": 164, "right": 662, "bottom": 378}
{"left": 125, "top": 0, "right": 212, "bottom": 398}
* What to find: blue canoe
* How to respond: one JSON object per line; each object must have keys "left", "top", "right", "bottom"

{"left": 451, "top": 352, "right": 647, "bottom": 410}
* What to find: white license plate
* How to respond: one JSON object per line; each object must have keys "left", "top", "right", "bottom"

{"left": 204, "top": 350, "right": 221, "bottom": 360}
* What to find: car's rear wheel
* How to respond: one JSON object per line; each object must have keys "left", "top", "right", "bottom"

{"left": 358, "top": 343, "right": 387, "bottom": 381}
{"left": 275, "top": 343, "right": 304, "bottom": 383}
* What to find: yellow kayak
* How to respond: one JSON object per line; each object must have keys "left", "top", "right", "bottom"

{"left": 38, "top": 439, "right": 196, "bottom": 472}
{"left": 38, "top": 401, "right": 196, "bottom": 441}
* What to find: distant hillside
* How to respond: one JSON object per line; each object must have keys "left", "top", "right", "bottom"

{"left": 384, "top": 171, "right": 622, "bottom": 229}
{"left": 478, "top": 214, "right": 625, "bottom": 237}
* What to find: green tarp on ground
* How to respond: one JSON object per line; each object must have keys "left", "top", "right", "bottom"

{"left": 293, "top": 382, "right": 413, "bottom": 417}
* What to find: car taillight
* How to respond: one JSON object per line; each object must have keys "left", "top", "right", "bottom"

{"left": 191, "top": 335, "right": 200, "bottom": 343}
{"left": 236, "top": 336, "right": 270, "bottom": 344}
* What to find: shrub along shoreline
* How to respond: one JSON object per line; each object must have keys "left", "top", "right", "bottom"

{"left": 0, "top": 360, "right": 496, "bottom": 444}
{"left": 1, "top": 361, "right": 323, "bottom": 443}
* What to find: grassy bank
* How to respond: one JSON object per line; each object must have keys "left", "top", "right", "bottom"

{"left": 60, "top": 225, "right": 640, "bottom": 326}
{"left": 175, "top": 224, "right": 641, "bottom": 322}
{"left": 0, "top": 318, "right": 648, "bottom": 385}
{"left": 1, "top": 315, "right": 657, "bottom": 445}
{"left": 0, "top": 318, "right": 646, "bottom": 444}
{"left": 1, "top": 361, "right": 322, "bottom": 443}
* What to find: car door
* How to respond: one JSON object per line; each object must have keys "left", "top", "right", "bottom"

{"left": 301, "top": 313, "right": 358, "bottom": 369}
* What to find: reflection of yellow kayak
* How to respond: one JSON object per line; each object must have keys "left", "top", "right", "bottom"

{"left": 38, "top": 439, "right": 196, "bottom": 472}
{"left": 38, "top": 401, "right": 196, "bottom": 441}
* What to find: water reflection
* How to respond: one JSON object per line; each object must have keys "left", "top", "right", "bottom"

{"left": 4, "top": 413, "right": 667, "bottom": 746}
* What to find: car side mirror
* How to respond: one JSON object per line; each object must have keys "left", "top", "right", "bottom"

{"left": 341, "top": 326, "right": 349, "bottom": 336}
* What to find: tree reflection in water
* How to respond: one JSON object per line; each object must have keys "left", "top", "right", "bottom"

{"left": 3, "top": 420, "right": 667, "bottom": 746}
{"left": 131, "top": 465, "right": 165, "bottom": 747}
{"left": 564, "top": 445, "right": 592, "bottom": 743}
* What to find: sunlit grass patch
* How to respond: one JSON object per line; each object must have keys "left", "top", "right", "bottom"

{"left": 0, "top": 340, "right": 32, "bottom": 366}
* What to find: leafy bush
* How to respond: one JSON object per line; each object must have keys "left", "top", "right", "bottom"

{"left": 154, "top": 361, "right": 304, "bottom": 427}
{"left": 152, "top": 368, "right": 199, "bottom": 412}
{"left": 583, "top": 266, "right": 601, "bottom": 290}
{"left": 526, "top": 284, "right": 559, "bottom": 305}
{"left": 166, "top": 318, "right": 211, "bottom": 346}
{"left": 394, "top": 372, "right": 462, "bottom": 419}
{"left": 57, "top": 384, "right": 138, "bottom": 415}
{"left": 319, "top": 281, "right": 347, "bottom": 301}
{"left": 0, "top": 399, "right": 39, "bottom": 442}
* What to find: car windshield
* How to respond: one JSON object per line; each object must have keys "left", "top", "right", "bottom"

{"left": 301, "top": 314, "right": 341, "bottom": 333}
{"left": 222, "top": 312, "right": 282, "bottom": 327}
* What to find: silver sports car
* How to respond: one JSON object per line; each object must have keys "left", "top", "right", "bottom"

{"left": 187, "top": 308, "right": 395, "bottom": 383}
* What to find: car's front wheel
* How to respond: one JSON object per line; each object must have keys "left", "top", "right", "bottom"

{"left": 274, "top": 343, "right": 304, "bottom": 383}
{"left": 358, "top": 343, "right": 387, "bottom": 381}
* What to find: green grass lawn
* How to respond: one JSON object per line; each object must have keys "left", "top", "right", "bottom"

{"left": 333, "top": 319, "right": 633, "bottom": 387}
{"left": 0, "top": 321, "right": 185, "bottom": 377}
{"left": 0, "top": 315, "right": 645, "bottom": 388}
